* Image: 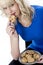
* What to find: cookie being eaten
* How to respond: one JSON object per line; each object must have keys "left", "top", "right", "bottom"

{"left": 9, "top": 15, "right": 16, "bottom": 23}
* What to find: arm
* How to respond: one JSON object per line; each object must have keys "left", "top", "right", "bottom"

{"left": 6, "top": 22, "right": 20, "bottom": 60}
{"left": 10, "top": 30, "right": 20, "bottom": 60}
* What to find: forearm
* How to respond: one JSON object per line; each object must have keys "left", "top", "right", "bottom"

{"left": 10, "top": 35, "right": 20, "bottom": 60}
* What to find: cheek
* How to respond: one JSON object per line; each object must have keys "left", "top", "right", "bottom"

{"left": 4, "top": 10, "right": 9, "bottom": 15}
{"left": 16, "top": 6, "right": 21, "bottom": 14}
{"left": 13, "top": 5, "right": 20, "bottom": 12}
{"left": 15, "top": 7, "right": 20, "bottom": 15}
{"left": 16, "top": 6, "right": 20, "bottom": 13}
{"left": 4, "top": 10, "right": 11, "bottom": 16}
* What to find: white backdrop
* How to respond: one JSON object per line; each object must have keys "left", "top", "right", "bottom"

{"left": 0, "top": 0, "right": 43, "bottom": 65}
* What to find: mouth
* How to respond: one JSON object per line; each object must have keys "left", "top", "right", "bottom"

{"left": 11, "top": 13, "right": 16, "bottom": 16}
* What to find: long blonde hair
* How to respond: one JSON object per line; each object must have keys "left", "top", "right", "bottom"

{"left": 15, "top": 0, "right": 34, "bottom": 19}
{"left": 0, "top": 0, "right": 34, "bottom": 19}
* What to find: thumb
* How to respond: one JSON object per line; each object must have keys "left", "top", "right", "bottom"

{"left": 37, "top": 55, "right": 43, "bottom": 63}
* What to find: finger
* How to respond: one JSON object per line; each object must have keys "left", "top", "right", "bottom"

{"left": 10, "top": 28, "right": 15, "bottom": 32}
{"left": 8, "top": 29, "right": 15, "bottom": 36}
{"left": 39, "top": 58, "right": 43, "bottom": 61}
{"left": 9, "top": 25, "right": 14, "bottom": 28}
{"left": 37, "top": 60, "right": 43, "bottom": 63}
{"left": 37, "top": 58, "right": 43, "bottom": 63}
{"left": 7, "top": 26, "right": 14, "bottom": 32}
{"left": 7, "top": 23, "right": 15, "bottom": 28}
{"left": 10, "top": 27, "right": 15, "bottom": 31}
{"left": 7, "top": 21, "right": 13, "bottom": 26}
{"left": 7, "top": 21, "right": 11, "bottom": 26}
{"left": 10, "top": 30, "right": 15, "bottom": 35}
{"left": 12, "top": 31, "right": 15, "bottom": 34}
{"left": 10, "top": 22, "right": 14, "bottom": 25}
{"left": 8, "top": 22, "right": 13, "bottom": 26}
{"left": 7, "top": 25, "right": 15, "bottom": 33}
{"left": 9, "top": 23, "right": 15, "bottom": 29}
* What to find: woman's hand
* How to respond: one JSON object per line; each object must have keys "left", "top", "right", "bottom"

{"left": 6, "top": 15, "right": 17, "bottom": 37}
{"left": 6, "top": 22, "right": 15, "bottom": 37}
{"left": 37, "top": 55, "right": 43, "bottom": 63}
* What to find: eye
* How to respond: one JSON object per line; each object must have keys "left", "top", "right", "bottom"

{"left": 11, "top": 4, "right": 14, "bottom": 6}
{"left": 3, "top": 7, "right": 7, "bottom": 10}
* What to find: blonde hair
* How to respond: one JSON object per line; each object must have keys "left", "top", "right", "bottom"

{"left": 0, "top": 0, "right": 34, "bottom": 19}
{"left": 15, "top": 0, "right": 34, "bottom": 19}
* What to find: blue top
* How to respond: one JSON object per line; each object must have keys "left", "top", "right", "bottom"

{"left": 15, "top": 5, "right": 43, "bottom": 53}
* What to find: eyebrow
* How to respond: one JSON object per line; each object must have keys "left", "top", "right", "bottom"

{"left": 2, "top": 1, "right": 15, "bottom": 9}
{"left": 8, "top": 1, "right": 15, "bottom": 6}
{"left": 9, "top": 3, "right": 14, "bottom": 6}
{"left": 3, "top": 7, "right": 7, "bottom": 9}
{"left": 2, "top": 4, "right": 13, "bottom": 9}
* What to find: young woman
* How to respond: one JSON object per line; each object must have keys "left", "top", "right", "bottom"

{"left": 0, "top": 0, "right": 43, "bottom": 65}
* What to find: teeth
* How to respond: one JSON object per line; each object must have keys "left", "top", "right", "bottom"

{"left": 9, "top": 15, "right": 16, "bottom": 23}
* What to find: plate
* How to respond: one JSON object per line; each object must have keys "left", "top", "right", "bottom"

{"left": 19, "top": 50, "right": 41, "bottom": 65}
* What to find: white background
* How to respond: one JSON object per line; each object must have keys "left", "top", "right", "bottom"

{"left": 0, "top": 0, "right": 43, "bottom": 65}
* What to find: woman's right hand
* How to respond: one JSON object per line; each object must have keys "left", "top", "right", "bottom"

{"left": 6, "top": 21, "right": 15, "bottom": 37}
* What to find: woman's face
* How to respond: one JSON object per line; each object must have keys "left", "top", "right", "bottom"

{"left": 2, "top": 1, "right": 21, "bottom": 17}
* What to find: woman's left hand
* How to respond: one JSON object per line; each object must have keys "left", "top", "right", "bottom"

{"left": 37, "top": 55, "right": 43, "bottom": 63}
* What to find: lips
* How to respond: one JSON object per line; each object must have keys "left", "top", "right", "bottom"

{"left": 10, "top": 11, "right": 17, "bottom": 18}
{"left": 11, "top": 12, "right": 16, "bottom": 16}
